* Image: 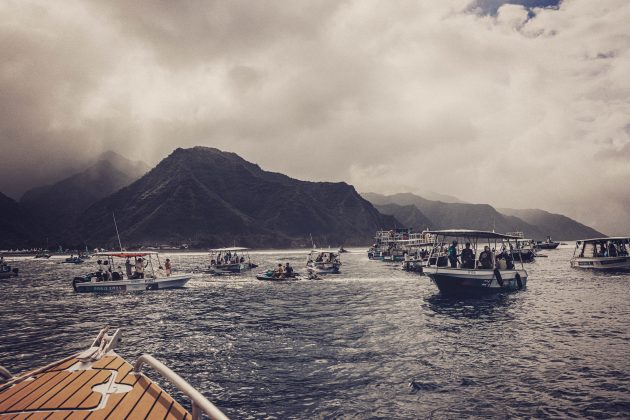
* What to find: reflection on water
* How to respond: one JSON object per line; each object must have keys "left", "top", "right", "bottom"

{"left": 1, "top": 247, "right": 629, "bottom": 418}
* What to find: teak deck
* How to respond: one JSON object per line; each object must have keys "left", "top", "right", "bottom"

{"left": 0, "top": 353, "right": 190, "bottom": 419}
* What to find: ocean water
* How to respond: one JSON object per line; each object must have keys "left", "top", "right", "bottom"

{"left": 1, "top": 247, "right": 629, "bottom": 418}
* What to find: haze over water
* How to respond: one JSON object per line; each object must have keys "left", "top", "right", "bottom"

{"left": 1, "top": 247, "right": 629, "bottom": 418}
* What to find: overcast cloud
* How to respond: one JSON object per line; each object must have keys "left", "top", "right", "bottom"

{"left": 1, "top": 0, "right": 629, "bottom": 234}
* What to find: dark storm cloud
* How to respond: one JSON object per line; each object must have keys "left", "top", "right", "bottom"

{"left": 1, "top": 0, "right": 629, "bottom": 234}
{"left": 471, "top": 0, "right": 561, "bottom": 15}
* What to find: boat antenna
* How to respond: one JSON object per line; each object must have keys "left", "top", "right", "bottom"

{"left": 112, "top": 212, "right": 123, "bottom": 252}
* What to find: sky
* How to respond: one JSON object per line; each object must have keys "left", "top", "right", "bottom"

{"left": 1, "top": 0, "right": 629, "bottom": 234}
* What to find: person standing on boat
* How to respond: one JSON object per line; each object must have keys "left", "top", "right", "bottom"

{"left": 164, "top": 258, "right": 172, "bottom": 276}
{"left": 447, "top": 241, "right": 458, "bottom": 268}
{"left": 478, "top": 246, "right": 493, "bottom": 269}
{"left": 461, "top": 242, "right": 474, "bottom": 269}
{"left": 125, "top": 258, "right": 133, "bottom": 279}
{"left": 135, "top": 257, "right": 147, "bottom": 279}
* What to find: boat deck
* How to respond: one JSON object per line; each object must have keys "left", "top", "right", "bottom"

{"left": 0, "top": 353, "right": 190, "bottom": 419}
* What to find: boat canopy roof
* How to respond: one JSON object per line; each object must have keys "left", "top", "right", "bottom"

{"left": 209, "top": 247, "right": 249, "bottom": 252}
{"left": 576, "top": 237, "right": 630, "bottom": 243}
{"left": 425, "top": 229, "right": 522, "bottom": 240}
{"left": 95, "top": 252, "right": 158, "bottom": 258}
{"left": 310, "top": 249, "right": 338, "bottom": 253}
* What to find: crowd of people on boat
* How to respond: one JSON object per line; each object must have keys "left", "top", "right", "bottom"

{"left": 579, "top": 241, "right": 629, "bottom": 258}
{"left": 435, "top": 241, "right": 517, "bottom": 270}
{"left": 211, "top": 251, "right": 246, "bottom": 266}
{"left": 310, "top": 253, "right": 340, "bottom": 264}
{"left": 88, "top": 257, "right": 174, "bottom": 281}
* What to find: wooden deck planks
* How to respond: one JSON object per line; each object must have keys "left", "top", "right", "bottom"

{"left": 46, "top": 359, "right": 80, "bottom": 373}
{"left": 165, "top": 400, "right": 189, "bottom": 420}
{"left": 120, "top": 381, "right": 162, "bottom": 419}
{"left": 58, "top": 371, "right": 110, "bottom": 410}
{"left": 144, "top": 392, "right": 172, "bottom": 419}
{"left": 101, "top": 375, "right": 151, "bottom": 419}
{"left": 1, "top": 354, "right": 191, "bottom": 420}
{"left": 38, "top": 371, "right": 104, "bottom": 411}
{"left": 0, "top": 372, "right": 71, "bottom": 412}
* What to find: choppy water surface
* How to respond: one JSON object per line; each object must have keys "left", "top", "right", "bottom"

{"left": 1, "top": 247, "right": 629, "bottom": 418}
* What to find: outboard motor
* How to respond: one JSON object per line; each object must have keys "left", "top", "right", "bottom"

{"left": 12, "top": 268, "right": 18, "bottom": 275}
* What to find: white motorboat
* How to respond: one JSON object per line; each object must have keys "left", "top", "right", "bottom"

{"left": 424, "top": 230, "right": 528, "bottom": 295}
{"left": 570, "top": 237, "right": 630, "bottom": 270}
{"left": 72, "top": 252, "right": 191, "bottom": 293}
{"left": 306, "top": 250, "right": 341, "bottom": 275}
{"left": 206, "top": 247, "right": 257, "bottom": 275}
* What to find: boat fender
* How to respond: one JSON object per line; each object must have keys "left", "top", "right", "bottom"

{"left": 515, "top": 272, "right": 523, "bottom": 289}
{"left": 493, "top": 268, "right": 504, "bottom": 287}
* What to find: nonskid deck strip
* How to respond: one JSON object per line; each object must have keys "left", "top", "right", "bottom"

{"left": 0, "top": 354, "right": 191, "bottom": 419}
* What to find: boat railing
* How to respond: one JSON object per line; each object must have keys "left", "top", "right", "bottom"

{"left": 134, "top": 354, "right": 229, "bottom": 420}
{"left": 0, "top": 366, "right": 13, "bottom": 382}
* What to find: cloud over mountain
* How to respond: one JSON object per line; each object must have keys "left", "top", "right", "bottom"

{"left": 1, "top": 0, "right": 629, "bottom": 234}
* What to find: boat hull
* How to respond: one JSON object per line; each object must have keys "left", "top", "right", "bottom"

{"left": 424, "top": 267, "right": 528, "bottom": 295}
{"left": 537, "top": 243, "right": 560, "bottom": 250}
{"left": 306, "top": 263, "right": 340, "bottom": 275}
{"left": 511, "top": 250, "right": 536, "bottom": 263}
{"left": 207, "top": 262, "right": 254, "bottom": 275}
{"left": 383, "top": 255, "right": 405, "bottom": 262}
{"left": 570, "top": 256, "right": 630, "bottom": 270}
{"left": 73, "top": 275, "right": 191, "bottom": 293}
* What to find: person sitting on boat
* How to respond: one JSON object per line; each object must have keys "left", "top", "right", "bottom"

{"left": 125, "top": 258, "right": 133, "bottom": 279}
{"left": 274, "top": 263, "right": 284, "bottom": 278}
{"left": 316, "top": 254, "right": 323, "bottom": 262}
{"left": 105, "top": 267, "right": 113, "bottom": 281}
{"left": 478, "top": 246, "right": 493, "bottom": 269}
{"left": 240, "top": 256, "right": 245, "bottom": 263}
{"left": 461, "top": 242, "right": 474, "bottom": 269}
{"left": 164, "top": 258, "right": 172, "bottom": 276}
{"left": 447, "top": 241, "right": 458, "bottom": 268}
{"left": 284, "top": 262, "right": 293, "bottom": 277}
{"left": 112, "top": 266, "right": 123, "bottom": 280}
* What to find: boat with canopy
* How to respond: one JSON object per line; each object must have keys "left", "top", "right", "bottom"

{"left": 0, "top": 327, "right": 228, "bottom": 419}
{"left": 423, "top": 230, "right": 528, "bottom": 295}
{"left": 306, "top": 250, "right": 341, "bottom": 275}
{"left": 570, "top": 237, "right": 630, "bottom": 270}
{"left": 206, "top": 247, "right": 257, "bottom": 275}
{"left": 0, "top": 256, "right": 18, "bottom": 279}
{"left": 72, "top": 252, "right": 192, "bottom": 292}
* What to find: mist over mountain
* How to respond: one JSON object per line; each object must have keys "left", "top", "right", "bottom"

{"left": 362, "top": 192, "right": 603, "bottom": 240}
{"left": 77, "top": 147, "right": 398, "bottom": 248}
{"left": 0, "top": 193, "right": 42, "bottom": 249}
{"left": 498, "top": 208, "right": 603, "bottom": 240}
{"left": 372, "top": 203, "right": 433, "bottom": 232}
{"left": 19, "top": 152, "right": 148, "bottom": 243}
